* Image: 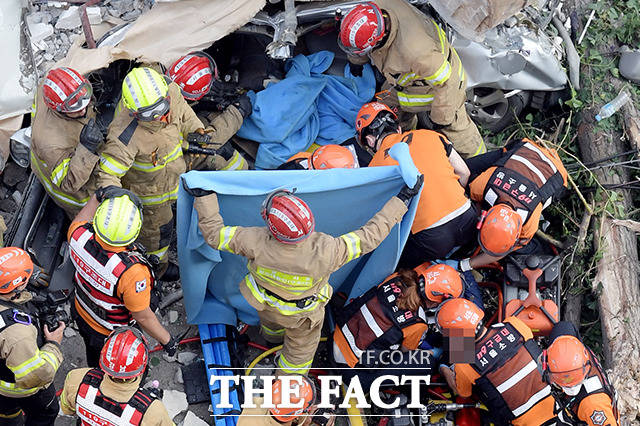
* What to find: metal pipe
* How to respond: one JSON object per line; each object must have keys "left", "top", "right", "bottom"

{"left": 79, "top": 0, "right": 101, "bottom": 49}
{"left": 552, "top": 15, "right": 580, "bottom": 90}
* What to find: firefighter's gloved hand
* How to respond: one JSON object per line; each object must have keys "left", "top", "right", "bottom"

{"left": 349, "top": 63, "right": 364, "bottom": 77}
{"left": 217, "top": 141, "right": 235, "bottom": 162}
{"left": 186, "top": 131, "right": 211, "bottom": 145}
{"left": 397, "top": 174, "right": 424, "bottom": 205}
{"left": 96, "top": 186, "right": 143, "bottom": 210}
{"left": 233, "top": 94, "right": 252, "bottom": 118}
{"left": 182, "top": 179, "right": 215, "bottom": 197}
{"left": 163, "top": 336, "right": 179, "bottom": 357}
{"left": 29, "top": 265, "right": 50, "bottom": 288}
{"left": 79, "top": 118, "right": 104, "bottom": 154}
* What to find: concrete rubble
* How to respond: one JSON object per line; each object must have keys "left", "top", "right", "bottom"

{"left": 181, "top": 411, "right": 209, "bottom": 426}
{"left": 177, "top": 351, "right": 198, "bottom": 365}
{"left": 162, "top": 389, "right": 189, "bottom": 419}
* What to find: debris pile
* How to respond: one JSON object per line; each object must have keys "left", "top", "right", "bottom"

{"left": 25, "top": 0, "right": 153, "bottom": 78}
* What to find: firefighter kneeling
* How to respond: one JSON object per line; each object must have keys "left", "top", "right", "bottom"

{"left": 69, "top": 188, "right": 177, "bottom": 367}
{"left": 61, "top": 326, "right": 173, "bottom": 425}
{"left": 0, "top": 247, "right": 64, "bottom": 425}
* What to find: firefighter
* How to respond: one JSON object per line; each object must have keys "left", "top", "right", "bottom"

{"left": 166, "top": 51, "right": 250, "bottom": 171}
{"left": 0, "top": 247, "right": 64, "bottom": 425}
{"left": 31, "top": 67, "right": 102, "bottom": 218}
{"left": 356, "top": 102, "right": 476, "bottom": 269}
{"left": 544, "top": 322, "right": 619, "bottom": 426}
{"left": 338, "top": 1, "right": 485, "bottom": 158}
{"left": 239, "top": 376, "right": 334, "bottom": 426}
{"left": 437, "top": 298, "right": 556, "bottom": 426}
{"left": 278, "top": 144, "right": 360, "bottom": 170}
{"left": 188, "top": 180, "right": 421, "bottom": 375}
{"left": 60, "top": 326, "right": 174, "bottom": 425}
{"left": 95, "top": 67, "right": 252, "bottom": 278}
{"left": 462, "top": 138, "right": 569, "bottom": 270}
{"left": 332, "top": 264, "right": 462, "bottom": 387}
{"left": 68, "top": 188, "right": 176, "bottom": 367}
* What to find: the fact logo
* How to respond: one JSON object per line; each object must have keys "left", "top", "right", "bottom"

{"left": 210, "top": 375, "right": 431, "bottom": 411}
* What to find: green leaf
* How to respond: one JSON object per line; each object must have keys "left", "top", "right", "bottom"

{"left": 611, "top": 68, "right": 620, "bottom": 78}
{"left": 150, "top": 357, "right": 160, "bottom": 367}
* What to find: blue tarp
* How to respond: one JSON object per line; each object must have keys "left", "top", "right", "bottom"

{"left": 177, "top": 143, "right": 420, "bottom": 325}
{"left": 236, "top": 51, "right": 376, "bottom": 169}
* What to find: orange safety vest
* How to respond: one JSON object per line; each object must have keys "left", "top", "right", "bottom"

{"left": 369, "top": 130, "right": 471, "bottom": 233}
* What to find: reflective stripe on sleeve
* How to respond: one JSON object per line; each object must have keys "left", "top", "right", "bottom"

{"left": 40, "top": 350, "right": 60, "bottom": 371}
{"left": 217, "top": 226, "right": 238, "bottom": 253}
{"left": 396, "top": 72, "right": 418, "bottom": 87}
{"left": 9, "top": 352, "right": 46, "bottom": 380}
{"left": 472, "top": 140, "right": 487, "bottom": 156}
{"left": 131, "top": 142, "right": 183, "bottom": 172}
{"left": 31, "top": 152, "right": 89, "bottom": 208}
{"left": 340, "top": 232, "right": 362, "bottom": 263}
{"left": 424, "top": 60, "right": 452, "bottom": 86}
{"left": 261, "top": 325, "right": 285, "bottom": 336}
{"left": 99, "top": 154, "right": 129, "bottom": 177}
{"left": 147, "top": 245, "right": 169, "bottom": 261}
{"left": 396, "top": 92, "right": 435, "bottom": 107}
{"left": 0, "top": 380, "right": 40, "bottom": 396}
{"left": 220, "top": 151, "right": 246, "bottom": 171}
{"left": 277, "top": 353, "right": 312, "bottom": 374}
{"left": 50, "top": 158, "right": 70, "bottom": 186}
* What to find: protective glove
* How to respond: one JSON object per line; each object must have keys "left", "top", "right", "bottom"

{"left": 396, "top": 174, "right": 424, "bottom": 206}
{"left": 28, "top": 265, "right": 50, "bottom": 288}
{"left": 163, "top": 336, "right": 178, "bottom": 357}
{"left": 233, "top": 94, "right": 252, "bottom": 118}
{"left": 79, "top": 118, "right": 104, "bottom": 154}
{"left": 217, "top": 141, "right": 235, "bottom": 162}
{"left": 96, "top": 186, "right": 143, "bottom": 210}
{"left": 210, "top": 80, "right": 238, "bottom": 99}
{"left": 186, "top": 132, "right": 211, "bottom": 145}
{"left": 182, "top": 178, "right": 215, "bottom": 197}
{"left": 349, "top": 63, "right": 364, "bottom": 77}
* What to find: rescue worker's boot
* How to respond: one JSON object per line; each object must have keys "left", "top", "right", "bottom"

{"left": 159, "top": 262, "right": 180, "bottom": 282}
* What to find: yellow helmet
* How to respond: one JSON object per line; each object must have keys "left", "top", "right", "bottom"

{"left": 93, "top": 195, "right": 143, "bottom": 247}
{"left": 121, "top": 67, "right": 170, "bottom": 121}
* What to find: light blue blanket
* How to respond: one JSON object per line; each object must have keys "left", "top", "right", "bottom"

{"left": 177, "top": 143, "right": 420, "bottom": 325}
{"left": 236, "top": 51, "right": 375, "bottom": 170}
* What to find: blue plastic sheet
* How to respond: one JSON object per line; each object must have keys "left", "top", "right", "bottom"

{"left": 177, "top": 143, "right": 420, "bottom": 325}
{"left": 236, "top": 51, "right": 375, "bottom": 169}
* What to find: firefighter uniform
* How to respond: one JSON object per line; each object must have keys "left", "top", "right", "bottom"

{"left": 60, "top": 367, "right": 174, "bottom": 425}
{"left": 30, "top": 87, "right": 100, "bottom": 217}
{"left": 369, "top": 130, "right": 477, "bottom": 267}
{"left": 96, "top": 82, "right": 244, "bottom": 268}
{"left": 0, "top": 294, "right": 63, "bottom": 424}
{"left": 453, "top": 316, "right": 555, "bottom": 426}
{"left": 194, "top": 193, "right": 407, "bottom": 375}
{"left": 355, "top": 0, "right": 485, "bottom": 157}
{"left": 190, "top": 109, "right": 248, "bottom": 172}
{"left": 333, "top": 273, "right": 428, "bottom": 367}
{"left": 238, "top": 398, "right": 282, "bottom": 426}
{"left": 469, "top": 139, "right": 568, "bottom": 246}
{"left": 68, "top": 221, "right": 155, "bottom": 366}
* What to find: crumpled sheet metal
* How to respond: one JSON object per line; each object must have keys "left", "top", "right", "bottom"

{"left": 58, "top": 0, "right": 266, "bottom": 74}
{"left": 429, "top": 0, "right": 536, "bottom": 41}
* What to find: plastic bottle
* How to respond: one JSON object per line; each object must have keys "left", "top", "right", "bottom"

{"left": 595, "top": 90, "right": 631, "bottom": 121}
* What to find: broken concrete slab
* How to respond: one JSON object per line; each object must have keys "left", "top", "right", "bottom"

{"left": 177, "top": 352, "right": 197, "bottom": 365}
{"left": 182, "top": 411, "right": 209, "bottom": 426}
{"left": 168, "top": 310, "right": 179, "bottom": 323}
{"left": 28, "top": 22, "right": 54, "bottom": 44}
{"left": 174, "top": 367, "right": 183, "bottom": 384}
{"left": 162, "top": 389, "right": 188, "bottom": 419}
{"left": 55, "top": 7, "right": 81, "bottom": 30}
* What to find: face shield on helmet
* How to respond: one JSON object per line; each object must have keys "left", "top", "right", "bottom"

{"left": 43, "top": 67, "right": 93, "bottom": 114}
{"left": 122, "top": 67, "right": 171, "bottom": 122}
{"left": 355, "top": 102, "right": 398, "bottom": 150}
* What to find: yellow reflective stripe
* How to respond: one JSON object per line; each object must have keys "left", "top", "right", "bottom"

{"left": 246, "top": 275, "right": 266, "bottom": 304}
{"left": 396, "top": 92, "right": 435, "bottom": 107}
{"left": 139, "top": 185, "right": 179, "bottom": 206}
{"left": 50, "top": 158, "right": 70, "bottom": 186}
{"left": 432, "top": 20, "right": 447, "bottom": 54}
{"left": 245, "top": 275, "right": 324, "bottom": 315}
{"left": 451, "top": 47, "right": 465, "bottom": 81}
{"left": 261, "top": 325, "right": 285, "bottom": 336}
{"left": 60, "top": 388, "right": 74, "bottom": 413}
{"left": 99, "top": 154, "right": 129, "bottom": 177}
{"left": 278, "top": 353, "right": 312, "bottom": 374}
{"left": 10, "top": 352, "right": 46, "bottom": 379}
{"left": 220, "top": 151, "right": 245, "bottom": 171}
{"left": 148, "top": 245, "right": 169, "bottom": 261}
{"left": 0, "top": 380, "right": 39, "bottom": 396}
{"left": 472, "top": 140, "right": 487, "bottom": 156}
{"left": 340, "top": 232, "right": 362, "bottom": 263}
{"left": 255, "top": 266, "right": 314, "bottom": 294}
{"left": 131, "top": 142, "right": 183, "bottom": 172}
{"left": 424, "top": 60, "right": 452, "bottom": 86}
{"left": 30, "top": 152, "right": 89, "bottom": 208}
{"left": 217, "top": 226, "right": 237, "bottom": 253}
{"left": 396, "top": 72, "right": 418, "bottom": 87}
{"left": 40, "top": 350, "right": 60, "bottom": 370}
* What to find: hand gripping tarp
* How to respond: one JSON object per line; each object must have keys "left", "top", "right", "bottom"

{"left": 177, "top": 143, "right": 420, "bottom": 325}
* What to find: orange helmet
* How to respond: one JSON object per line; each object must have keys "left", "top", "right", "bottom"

{"left": 0, "top": 247, "right": 34, "bottom": 294}
{"left": 310, "top": 145, "right": 359, "bottom": 170}
{"left": 478, "top": 204, "right": 523, "bottom": 257}
{"left": 546, "top": 336, "right": 590, "bottom": 388}
{"left": 414, "top": 263, "right": 464, "bottom": 303}
{"left": 270, "top": 376, "right": 316, "bottom": 422}
{"left": 435, "top": 298, "right": 484, "bottom": 334}
{"left": 355, "top": 102, "right": 398, "bottom": 147}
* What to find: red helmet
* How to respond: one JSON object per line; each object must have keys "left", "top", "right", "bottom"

{"left": 478, "top": 204, "right": 523, "bottom": 257}
{"left": 339, "top": 3, "right": 386, "bottom": 56}
{"left": 42, "top": 67, "right": 92, "bottom": 113}
{"left": 0, "top": 247, "right": 33, "bottom": 294}
{"left": 355, "top": 102, "right": 397, "bottom": 147}
{"left": 99, "top": 327, "right": 148, "bottom": 379}
{"left": 414, "top": 263, "right": 464, "bottom": 303}
{"left": 261, "top": 190, "right": 315, "bottom": 244}
{"left": 167, "top": 51, "right": 218, "bottom": 101}
{"left": 270, "top": 376, "right": 316, "bottom": 422}
{"left": 546, "top": 335, "right": 590, "bottom": 388}
{"left": 310, "top": 145, "right": 359, "bottom": 169}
